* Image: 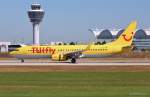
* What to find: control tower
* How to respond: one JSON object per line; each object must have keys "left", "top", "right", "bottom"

{"left": 28, "top": 4, "right": 45, "bottom": 45}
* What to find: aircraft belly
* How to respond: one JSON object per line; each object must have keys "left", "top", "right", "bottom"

{"left": 12, "top": 54, "right": 50, "bottom": 59}
{"left": 82, "top": 54, "right": 112, "bottom": 58}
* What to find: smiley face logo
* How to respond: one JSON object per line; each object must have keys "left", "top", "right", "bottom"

{"left": 122, "top": 32, "right": 134, "bottom": 41}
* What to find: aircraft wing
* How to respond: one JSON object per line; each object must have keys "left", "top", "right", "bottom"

{"left": 61, "top": 44, "right": 92, "bottom": 58}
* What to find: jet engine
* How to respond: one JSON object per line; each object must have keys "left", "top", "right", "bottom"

{"left": 52, "top": 54, "right": 68, "bottom": 61}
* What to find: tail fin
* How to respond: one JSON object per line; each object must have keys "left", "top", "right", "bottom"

{"left": 110, "top": 21, "right": 137, "bottom": 47}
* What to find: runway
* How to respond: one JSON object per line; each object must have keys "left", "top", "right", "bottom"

{"left": 0, "top": 62, "right": 150, "bottom": 66}
{"left": 0, "top": 58, "right": 149, "bottom": 72}
{"left": 0, "top": 58, "right": 149, "bottom": 66}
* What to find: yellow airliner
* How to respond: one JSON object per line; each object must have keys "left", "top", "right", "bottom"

{"left": 10, "top": 21, "right": 137, "bottom": 63}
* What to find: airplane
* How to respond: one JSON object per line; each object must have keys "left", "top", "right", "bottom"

{"left": 9, "top": 21, "right": 137, "bottom": 63}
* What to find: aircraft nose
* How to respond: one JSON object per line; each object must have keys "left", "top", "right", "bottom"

{"left": 9, "top": 51, "right": 16, "bottom": 55}
{"left": 9, "top": 49, "right": 19, "bottom": 55}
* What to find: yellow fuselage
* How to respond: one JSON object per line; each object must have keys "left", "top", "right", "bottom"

{"left": 10, "top": 44, "right": 122, "bottom": 58}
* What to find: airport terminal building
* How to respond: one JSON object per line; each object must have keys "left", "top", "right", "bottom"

{"left": 90, "top": 29, "right": 150, "bottom": 50}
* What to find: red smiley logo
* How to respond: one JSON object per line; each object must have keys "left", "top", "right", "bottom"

{"left": 122, "top": 32, "right": 134, "bottom": 41}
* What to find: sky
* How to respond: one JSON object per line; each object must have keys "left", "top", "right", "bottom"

{"left": 0, "top": 0, "right": 150, "bottom": 44}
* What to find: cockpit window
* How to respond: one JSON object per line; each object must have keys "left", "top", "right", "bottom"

{"left": 8, "top": 49, "right": 19, "bottom": 52}
{"left": 8, "top": 45, "right": 21, "bottom": 52}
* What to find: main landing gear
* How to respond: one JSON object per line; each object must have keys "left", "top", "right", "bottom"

{"left": 71, "top": 58, "right": 76, "bottom": 63}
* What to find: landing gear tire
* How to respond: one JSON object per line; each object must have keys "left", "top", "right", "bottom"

{"left": 21, "top": 59, "right": 24, "bottom": 63}
{"left": 71, "top": 58, "right": 76, "bottom": 63}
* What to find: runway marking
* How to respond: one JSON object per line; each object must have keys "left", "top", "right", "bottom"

{"left": 0, "top": 59, "right": 150, "bottom": 66}
{"left": 0, "top": 62, "right": 149, "bottom": 66}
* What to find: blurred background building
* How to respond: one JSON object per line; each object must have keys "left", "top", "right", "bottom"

{"left": 0, "top": 42, "right": 11, "bottom": 52}
{"left": 90, "top": 28, "right": 150, "bottom": 50}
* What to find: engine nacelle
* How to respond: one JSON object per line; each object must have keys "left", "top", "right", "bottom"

{"left": 52, "top": 54, "right": 68, "bottom": 61}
